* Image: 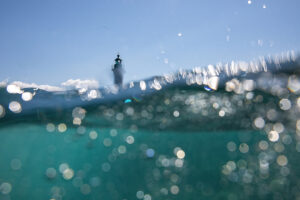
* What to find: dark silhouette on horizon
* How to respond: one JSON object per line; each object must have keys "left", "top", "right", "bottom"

{"left": 112, "top": 54, "right": 124, "bottom": 87}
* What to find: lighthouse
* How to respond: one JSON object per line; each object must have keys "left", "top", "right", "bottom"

{"left": 112, "top": 54, "right": 124, "bottom": 87}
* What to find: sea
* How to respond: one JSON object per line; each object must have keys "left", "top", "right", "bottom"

{"left": 0, "top": 51, "right": 300, "bottom": 200}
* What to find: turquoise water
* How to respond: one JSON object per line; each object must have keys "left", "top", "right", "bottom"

{"left": 1, "top": 124, "right": 253, "bottom": 199}
{"left": 1, "top": 54, "right": 300, "bottom": 199}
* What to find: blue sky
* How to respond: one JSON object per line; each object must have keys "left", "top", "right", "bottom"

{"left": 0, "top": 0, "right": 299, "bottom": 86}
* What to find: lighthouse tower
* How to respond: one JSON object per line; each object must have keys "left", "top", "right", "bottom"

{"left": 112, "top": 54, "right": 124, "bottom": 87}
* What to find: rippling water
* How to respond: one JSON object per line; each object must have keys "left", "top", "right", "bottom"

{"left": 1, "top": 52, "right": 300, "bottom": 199}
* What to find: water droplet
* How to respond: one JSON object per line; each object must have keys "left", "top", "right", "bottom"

{"left": 227, "top": 141, "right": 237, "bottom": 152}
{"left": 7, "top": 84, "right": 22, "bottom": 94}
{"left": 10, "top": 159, "right": 22, "bottom": 170}
{"left": 0, "top": 182, "right": 12, "bottom": 194}
{"left": 46, "top": 123, "right": 55, "bottom": 132}
{"left": 176, "top": 150, "right": 185, "bottom": 159}
{"left": 63, "top": 168, "right": 74, "bottom": 180}
{"left": 239, "top": 143, "right": 249, "bottom": 153}
{"left": 279, "top": 98, "right": 291, "bottom": 110}
{"left": 102, "top": 163, "right": 111, "bottom": 172}
{"left": 268, "top": 130, "right": 279, "bottom": 142}
{"left": 9, "top": 101, "right": 22, "bottom": 113}
{"left": 136, "top": 191, "right": 144, "bottom": 199}
{"left": 46, "top": 168, "right": 57, "bottom": 179}
{"left": 254, "top": 117, "right": 265, "bottom": 129}
{"left": 89, "top": 131, "right": 98, "bottom": 140}
{"left": 21, "top": 92, "right": 33, "bottom": 101}
{"left": 0, "top": 105, "right": 5, "bottom": 118}
{"left": 58, "top": 123, "right": 67, "bottom": 133}
{"left": 146, "top": 148, "right": 155, "bottom": 158}
{"left": 173, "top": 110, "right": 180, "bottom": 117}
{"left": 170, "top": 185, "right": 179, "bottom": 195}
{"left": 118, "top": 145, "right": 127, "bottom": 154}
{"left": 276, "top": 155, "right": 288, "bottom": 166}
{"left": 126, "top": 135, "right": 135, "bottom": 144}
{"left": 140, "top": 81, "right": 146, "bottom": 90}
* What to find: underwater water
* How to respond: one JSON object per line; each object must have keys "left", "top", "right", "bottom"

{"left": 1, "top": 53, "right": 300, "bottom": 200}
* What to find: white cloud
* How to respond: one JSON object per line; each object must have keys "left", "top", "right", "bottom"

{"left": 61, "top": 79, "right": 99, "bottom": 90}
{"left": 1, "top": 79, "right": 100, "bottom": 93}
{"left": 10, "top": 81, "right": 65, "bottom": 92}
